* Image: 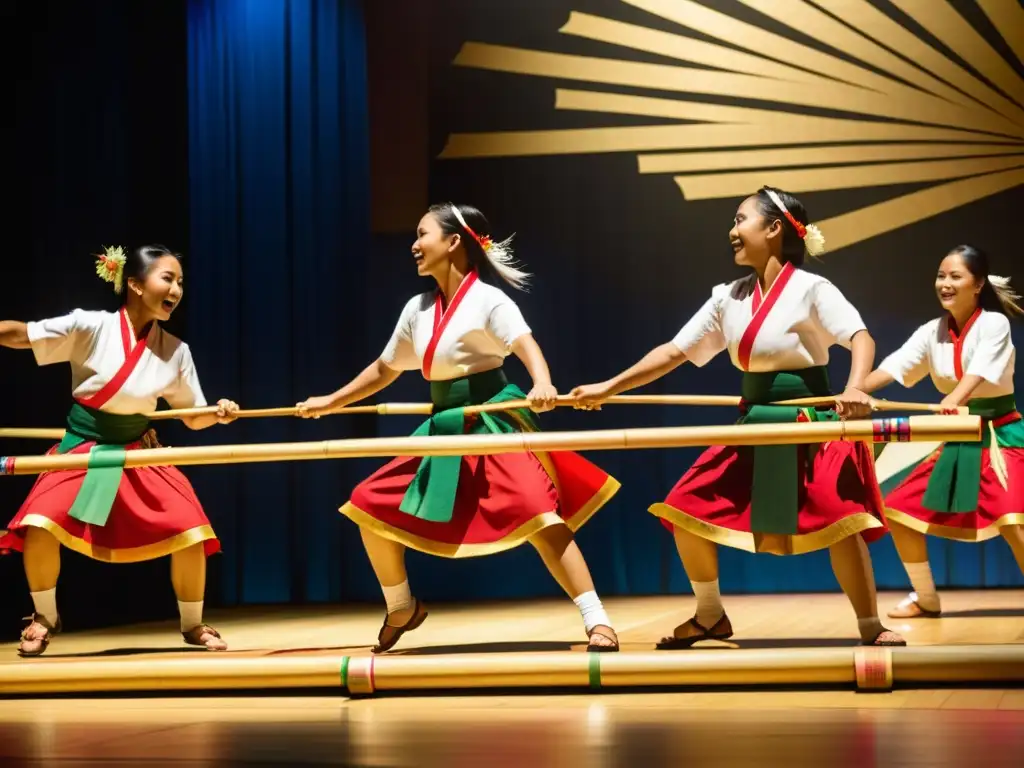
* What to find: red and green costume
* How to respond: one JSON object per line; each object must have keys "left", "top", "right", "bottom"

{"left": 883, "top": 394, "right": 1024, "bottom": 541}
{"left": 650, "top": 367, "right": 886, "bottom": 554}
{"left": 1, "top": 312, "right": 218, "bottom": 562}
{"left": 340, "top": 368, "right": 620, "bottom": 556}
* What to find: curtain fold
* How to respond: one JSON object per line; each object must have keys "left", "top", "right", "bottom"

{"left": 187, "top": 0, "right": 371, "bottom": 605}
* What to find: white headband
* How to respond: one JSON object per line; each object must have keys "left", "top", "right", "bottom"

{"left": 763, "top": 189, "right": 826, "bottom": 257}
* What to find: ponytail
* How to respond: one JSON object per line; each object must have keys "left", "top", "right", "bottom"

{"left": 986, "top": 274, "right": 1023, "bottom": 317}
{"left": 430, "top": 203, "right": 531, "bottom": 291}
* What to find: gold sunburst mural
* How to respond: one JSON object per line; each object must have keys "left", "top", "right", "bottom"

{"left": 440, "top": 0, "right": 1024, "bottom": 252}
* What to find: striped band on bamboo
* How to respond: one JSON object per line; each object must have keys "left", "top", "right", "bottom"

{"left": 345, "top": 656, "right": 376, "bottom": 695}
{"left": 0, "top": 457, "right": 14, "bottom": 475}
{"left": 340, "top": 656, "right": 351, "bottom": 689}
{"left": 854, "top": 647, "right": 894, "bottom": 691}
{"left": 588, "top": 652, "right": 602, "bottom": 690}
{"left": 872, "top": 417, "right": 910, "bottom": 443}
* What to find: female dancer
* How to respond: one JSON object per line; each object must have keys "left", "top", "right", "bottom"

{"left": 863, "top": 245, "right": 1023, "bottom": 618}
{"left": 297, "top": 203, "right": 621, "bottom": 653}
{"left": 0, "top": 245, "right": 238, "bottom": 656}
{"left": 572, "top": 187, "right": 904, "bottom": 647}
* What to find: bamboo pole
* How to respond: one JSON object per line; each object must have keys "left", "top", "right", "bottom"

{"left": 0, "top": 645, "right": 1018, "bottom": 695}
{"left": 0, "top": 395, "right": 964, "bottom": 440}
{"left": 467, "top": 395, "right": 964, "bottom": 415}
{"left": 147, "top": 403, "right": 436, "bottom": 419}
{"left": 149, "top": 394, "right": 964, "bottom": 420}
{"left": 0, "top": 403, "right": 437, "bottom": 439}
{"left": 0, "top": 428, "right": 66, "bottom": 440}
{"left": 0, "top": 415, "right": 980, "bottom": 476}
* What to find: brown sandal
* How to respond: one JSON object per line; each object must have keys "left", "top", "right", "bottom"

{"left": 586, "top": 625, "right": 619, "bottom": 653}
{"left": 863, "top": 629, "right": 906, "bottom": 646}
{"left": 656, "top": 614, "right": 733, "bottom": 650}
{"left": 887, "top": 593, "right": 941, "bottom": 619}
{"left": 182, "top": 624, "right": 228, "bottom": 650}
{"left": 372, "top": 598, "right": 428, "bottom": 654}
{"left": 18, "top": 614, "right": 61, "bottom": 657}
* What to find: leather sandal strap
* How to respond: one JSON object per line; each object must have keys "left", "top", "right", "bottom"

{"left": 21, "top": 613, "right": 59, "bottom": 638}
{"left": 183, "top": 624, "right": 221, "bottom": 642}
{"left": 373, "top": 600, "right": 428, "bottom": 653}
{"left": 379, "top": 599, "right": 422, "bottom": 635}
{"left": 685, "top": 616, "right": 710, "bottom": 634}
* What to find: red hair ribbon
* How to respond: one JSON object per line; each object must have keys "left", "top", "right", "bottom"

{"left": 451, "top": 207, "right": 492, "bottom": 251}
{"left": 764, "top": 188, "right": 806, "bottom": 238}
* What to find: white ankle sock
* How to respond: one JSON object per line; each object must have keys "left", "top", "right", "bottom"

{"left": 178, "top": 600, "right": 203, "bottom": 632}
{"left": 573, "top": 591, "right": 612, "bottom": 633}
{"left": 381, "top": 581, "right": 412, "bottom": 615}
{"left": 858, "top": 617, "right": 885, "bottom": 641}
{"left": 692, "top": 579, "right": 724, "bottom": 627}
{"left": 30, "top": 588, "right": 58, "bottom": 626}
{"left": 904, "top": 562, "right": 940, "bottom": 611}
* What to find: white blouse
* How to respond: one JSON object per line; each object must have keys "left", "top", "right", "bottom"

{"left": 381, "top": 274, "right": 531, "bottom": 381}
{"left": 878, "top": 310, "right": 1015, "bottom": 398}
{"left": 27, "top": 308, "right": 207, "bottom": 415}
{"left": 671, "top": 266, "right": 867, "bottom": 371}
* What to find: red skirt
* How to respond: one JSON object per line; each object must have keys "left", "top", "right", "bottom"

{"left": 341, "top": 448, "right": 619, "bottom": 558}
{"left": 0, "top": 441, "right": 219, "bottom": 563}
{"left": 884, "top": 447, "right": 1024, "bottom": 541}
{"left": 650, "top": 441, "right": 886, "bottom": 555}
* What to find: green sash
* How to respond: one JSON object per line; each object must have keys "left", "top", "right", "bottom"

{"left": 739, "top": 368, "right": 834, "bottom": 536}
{"left": 61, "top": 403, "right": 150, "bottom": 527}
{"left": 922, "top": 394, "right": 1018, "bottom": 513}
{"left": 398, "top": 369, "right": 535, "bottom": 523}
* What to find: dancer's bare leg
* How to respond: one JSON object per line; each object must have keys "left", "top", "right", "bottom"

{"left": 17, "top": 527, "right": 62, "bottom": 656}
{"left": 829, "top": 534, "right": 904, "bottom": 644}
{"left": 887, "top": 520, "right": 941, "bottom": 617}
{"left": 171, "top": 542, "right": 227, "bottom": 650}
{"left": 531, "top": 524, "right": 616, "bottom": 647}
{"left": 667, "top": 527, "right": 731, "bottom": 640}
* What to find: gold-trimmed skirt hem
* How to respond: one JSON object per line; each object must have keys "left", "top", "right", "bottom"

{"left": 649, "top": 503, "right": 884, "bottom": 556}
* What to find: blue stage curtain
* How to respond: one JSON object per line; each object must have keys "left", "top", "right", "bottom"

{"left": 186, "top": 0, "right": 372, "bottom": 605}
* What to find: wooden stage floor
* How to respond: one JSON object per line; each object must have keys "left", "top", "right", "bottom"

{"left": 1, "top": 590, "right": 1021, "bottom": 766}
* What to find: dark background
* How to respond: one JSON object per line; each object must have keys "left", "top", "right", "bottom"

{"left": 3, "top": 0, "right": 1020, "bottom": 639}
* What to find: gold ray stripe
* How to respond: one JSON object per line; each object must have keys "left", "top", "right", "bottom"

{"left": 452, "top": 42, "right": 1018, "bottom": 136}
{"left": 556, "top": 87, "right": 761, "bottom": 124}
{"left": 624, "top": 0, "right": 887, "bottom": 89}
{"left": 813, "top": 0, "right": 1024, "bottom": 128}
{"left": 815, "top": 167, "right": 1024, "bottom": 252}
{"left": 553, "top": 89, "right": 1019, "bottom": 143}
{"left": 742, "top": 0, "right": 1020, "bottom": 134}
{"left": 673, "top": 155, "right": 1024, "bottom": 199}
{"left": 440, "top": 121, "right": 1019, "bottom": 159}
{"left": 561, "top": 12, "right": 806, "bottom": 83}
{"left": 638, "top": 143, "right": 1024, "bottom": 174}
{"left": 890, "top": 0, "right": 1024, "bottom": 109}
{"left": 561, "top": 9, "right": 1015, "bottom": 136}
{"left": 624, "top": 0, "right": 1003, "bottom": 127}
{"left": 977, "top": 0, "right": 1024, "bottom": 66}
